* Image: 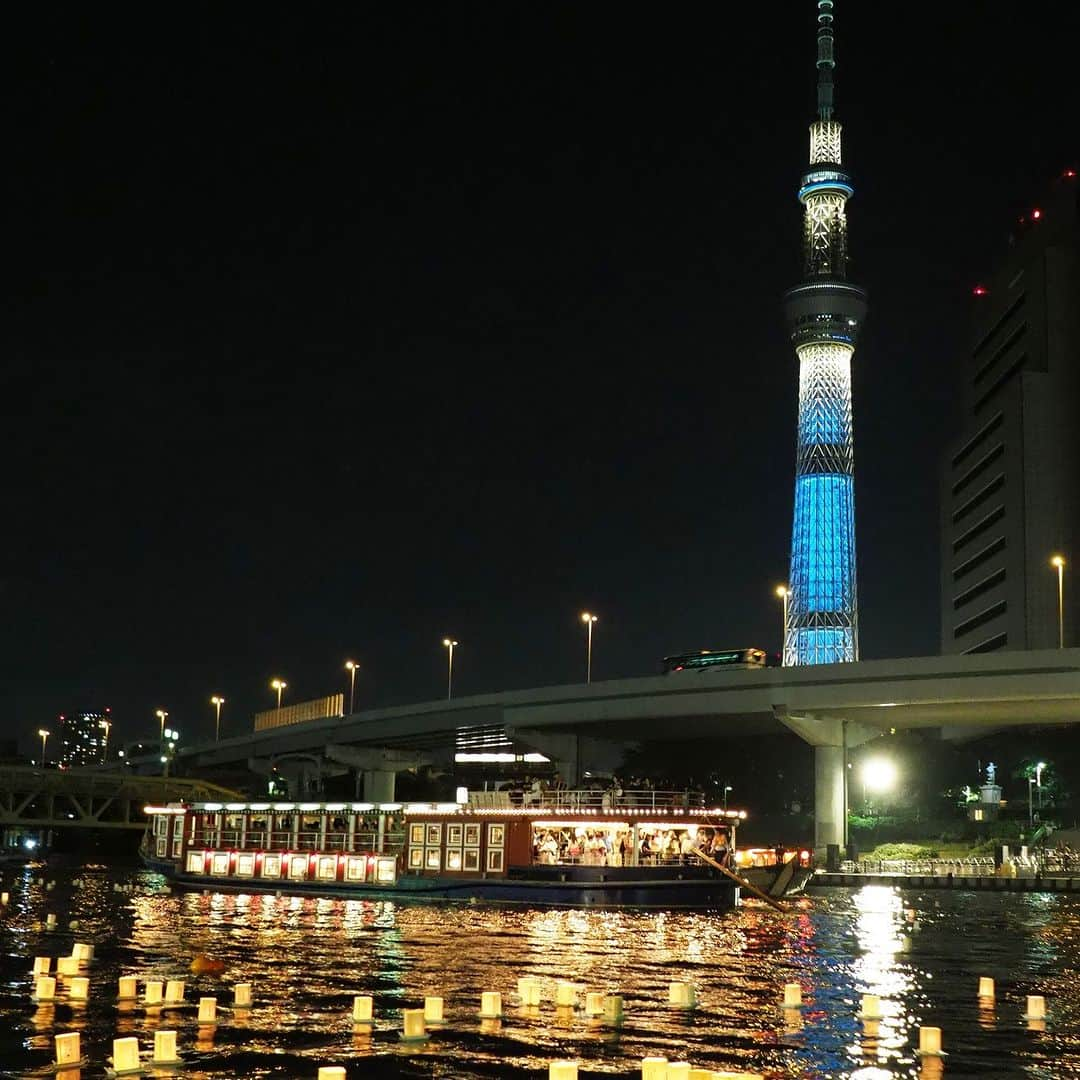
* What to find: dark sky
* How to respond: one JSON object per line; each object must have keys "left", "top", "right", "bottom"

{"left": 4, "top": 4, "right": 1077, "bottom": 749}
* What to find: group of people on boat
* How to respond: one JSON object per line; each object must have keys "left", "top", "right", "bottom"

{"left": 531, "top": 825, "right": 732, "bottom": 868}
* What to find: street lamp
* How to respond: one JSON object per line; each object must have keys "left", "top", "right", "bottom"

{"left": 581, "top": 612, "right": 598, "bottom": 684}
{"left": 1037, "top": 760, "right": 1046, "bottom": 810}
{"left": 98, "top": 718, "right": 112, "bottom": 762}
{"left": 156, "top": 709, "right": 168, "bottom": 746}
{"left": 271, "top": 679, "right": 287, "bottom": 710}
{"left": 861, "top": 758, "right": 897, "bottom": 809}
{"left": 723, "top": 784, "right": 733, "bottom": 812}
{"left": 210, "top": 696, "right": 225, "bottom": 741}
{"left": 38, "top": 729, "right": 49, "bottom": 767}
{"left": 775, "top": 586, "right": 790, "bottom": 665}
{"left": 345, "top": 661, "right": 358, "bottom": 714}
{"left": 1051, "top": 555, "right": 1066, "bottom": 648}
{"left": 442, "top": 639, "right": 458, "bottom": 700}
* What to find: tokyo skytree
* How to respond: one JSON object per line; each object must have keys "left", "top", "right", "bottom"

{"left": 782, "top": 0, "right": 867, "bottom": 665}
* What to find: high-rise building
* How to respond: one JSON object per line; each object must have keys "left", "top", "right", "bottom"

{"left": 940, "top": 173, "right": 1080, "bottom": 654}
{"left": 58, "top": 711, "right": 111, "bottom": 768}
{"left": 782, "top": 1, "right": 867, "bottom": 665}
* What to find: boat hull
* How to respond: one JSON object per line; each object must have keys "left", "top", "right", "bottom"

{"left": 149, "top": 860, "right": 740, "bottom": 910}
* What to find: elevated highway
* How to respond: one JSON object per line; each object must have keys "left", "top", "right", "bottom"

{"left": 175, "top": 648, "right": 1080, "bottom": 848}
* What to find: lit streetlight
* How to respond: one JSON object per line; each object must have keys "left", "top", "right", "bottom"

{"left": 271, "top": 679, "right": 287, "bottom": 710}
{"left": 1037, "top": 760, "right": 1046, "bottom": 810}
{"left": 156, "top": 709, "right": 168, "bottom": 746}
{"left": 581, "top": 612, "right": 598, "bottom": 684}
{"left": 723, "top": 784, "right": 733, "bottom": 812}
{"left": 861, "top": 758, "right": 897, "bottom": 807}
{"left": 345, "top": 660, "right": 358, "bottom": 714}
{"left": 210, "top": 696, "right": 225, "bottom": 741}
{"left": 1051, "top": 555, "right": 1066, "bottom": 648}
{"left": 38, "top": 729, "right": 49, "bottom": 767}
{"left": 775, "top": 586, "right": 790, "bottom": 664}
{"left": 442, "top": 639, "right": 458, "bottom": 700}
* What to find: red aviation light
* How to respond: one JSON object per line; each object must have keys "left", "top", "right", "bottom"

{"left": 1065, "top": 169, "right": 1077, "bottom": 179}
{"left": 1032, "top": 208, "right": 1043, "bottom": 220}
{"left": 973, "top": 285, "right": 989, "bottom": 297}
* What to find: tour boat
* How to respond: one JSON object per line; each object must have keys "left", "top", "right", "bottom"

{"left": 142, "top": 789, "right": 811, "bottom": 909}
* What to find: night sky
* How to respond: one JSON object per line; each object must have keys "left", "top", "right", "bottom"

{"left": 5, "top": 4, "right": 1077, "bottom": 749}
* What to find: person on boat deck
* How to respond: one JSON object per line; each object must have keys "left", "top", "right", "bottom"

{"left": 639, "top": 832, "right": 652, "bottom": 862}
{"left": 539, "top": 833, "right": 558, "bottom": 864}
{"left": 680, "top": 831, "right": 695, "bottom": 858}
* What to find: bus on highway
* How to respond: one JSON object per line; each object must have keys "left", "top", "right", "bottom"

{"left": 661, "top": 648, "right": 767, "bottom": 674}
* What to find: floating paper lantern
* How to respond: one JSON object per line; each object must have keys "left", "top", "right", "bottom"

{"left": 234, "top": 983, "right": 252, "bottom": 1008}
{"left": 198, "top": 997, "right": 217, "bottom": 1022}
{"left": 549, "top": 1063, "right": 578, "bottom": 1080}
{"left": 641, "top": 1058, "right": 668, "bottom": 1080}
{"left": 145, "top": 980, "right": 163, "bottom": 1005}
{"left": 402, "top": 1007, "right": 427, "bottom": 1040}
{"left": 317, "top": 1069, "right": 346, "bottom": 1080}
{"left": 54, "top": 1032, "right": 80, "bottom": 1065}
{"left": 860, "top": 993, "right": 882, "bottom": 1019}
{"left": 153, "top": 1030, "right": 179, "bottom": 1064}
{"left": 45, "top": 914, "right": 57, "bottom": 929}
{"left": 666, "top": 1065, "right": 691, "bottom": 1078}
{"left": 164, "top": 979, "right": 185, "bottom": 1004}
{"left": 603, "top": 994, "right": 624, "bottom": 1023}
{"left": 978, "top": 976, "right": 995, "bottom": 999}
{"left": 33, "top": 957, "right": 51, "bottom": 976}
{"left": 112, "top": 1037, "right": 140, "bottom": 1073}
{"left": 424, "top": 996, "right": 444, "bottom": 1023}
{"left": 1026, "top": 995, "right": 1047, "bottom": 1020}
{"left": 33, "top": 976, "right": 56, "bottom": 1002}
{"left": 72, "top": 943, "right": 94, "bottom": 963}
{"left": 668, "top": 982, "right": 696, "bottom": 1007}
{"left": 584, "top": 991, "right": 605, "bottom": 1016}
{"left": 918, "top": 1026, "right": 943, "bottom": 1056}
{"left": 479, "top": 990, "right": 502, "bottom": 1018}
{"left": 782, "top": 982, "right": 802, "bottom": 1008}
{"left": 68, "top": 977, "right": 89, "bottom": 1002}
{"left": 556, "top": 981, "right": 578, "bottom": 1008}
{"left": 117, "top": 976, "right": 137, "bottom": 1001}
{"left": 353, "top": 995, "right": 373, "bottom": 1023}
{"left": 56, "top": 957, "right": 79, "bottom": 976}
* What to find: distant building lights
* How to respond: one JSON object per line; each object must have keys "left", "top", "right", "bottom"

{"left": 973, "top": 285, "right": 988, "bottom": 297}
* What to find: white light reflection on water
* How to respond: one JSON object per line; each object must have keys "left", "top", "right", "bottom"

{"left": 6, "top": 867, "right": 1080, "bottom": 1077}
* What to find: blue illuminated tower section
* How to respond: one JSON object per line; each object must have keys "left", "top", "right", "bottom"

{"left": 782, "top": 0, "right": 867, "bottom": 665}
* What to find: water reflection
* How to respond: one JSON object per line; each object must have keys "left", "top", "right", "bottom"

{"left": 4, "top": 865, "right": 1080, "bottom": 1077}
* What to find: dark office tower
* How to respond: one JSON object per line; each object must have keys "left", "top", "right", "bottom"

{"left": 58, "top": 711, "right": 110, "bottom": 767}
{"left": 782, "top": 0, "right": 867, "bottom": 665}
{"left": 941, "top": 172, "right": 1080, "bottom": 654}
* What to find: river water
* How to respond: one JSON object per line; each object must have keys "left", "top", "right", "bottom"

{"left": 2, "top": 859, "right": 1078, "bottom": 1078}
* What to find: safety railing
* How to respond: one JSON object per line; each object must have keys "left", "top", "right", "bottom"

{"left": 515, "top": 789, "right": 707, "bottom": 810}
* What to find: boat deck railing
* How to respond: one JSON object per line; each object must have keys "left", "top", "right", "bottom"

{"left": 472, "top": 788, "right": 707, "bottom": 811}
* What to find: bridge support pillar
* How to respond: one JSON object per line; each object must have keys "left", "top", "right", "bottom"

{"left": 362, "top": 769, "right": 396, "bottom": 803}
{"left": 775, "top": 709, "right": 879, "bottom": 856}
{"left": 814, "top": 745, "right": 845, "bottom": 852}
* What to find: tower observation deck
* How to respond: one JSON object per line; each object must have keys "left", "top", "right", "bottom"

{"left": 782, "top": 0, "right": 867, "bottom": 666}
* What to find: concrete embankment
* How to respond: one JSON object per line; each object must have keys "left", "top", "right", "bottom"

{"left": 811, "top": 872, "right": 1080, "bottom": 893}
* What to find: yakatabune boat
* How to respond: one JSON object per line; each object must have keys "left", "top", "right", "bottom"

{"left": 142, "top": 788, "right": 812, "bottom": 909}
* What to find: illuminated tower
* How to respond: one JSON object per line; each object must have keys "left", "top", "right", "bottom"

{"left": 782, "top": 0, "right": 867, "bottom": 666}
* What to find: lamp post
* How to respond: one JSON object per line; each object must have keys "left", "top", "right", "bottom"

{"left": 156, "top": 709, "right": 168, "bottom": 747}
{"left": 775, "top": 586, "right": 790, "bottom": 664}
{"left": 345, "top": 661, "right": 358, "bottom": 714}
{"left": 210, "top": 696, "right": 225, "bottom": 741}
{"left": 271, "top": 679, "right": 287, "bottom": 710}
{"left": 1028, "top": 776, "right": 1035, "bottom": 829}
{"left": 442, "top": 639, "right": 458, "bottom": 699}
{"left": 1051, "top": 555, "right": 1066, "bottom": 648}
{"left": 581, "top": 612, "right": 598, "bottom": 684}
{"left": 723, "top": 784, "right": 733, "bottom": 812}
{"left": 1037, "top": 760, "right": 1046, "bottom": 810}
{"left": 98, "top": 718, "right": 112, "bottom": 762}
{"left": 38, "top": 729, "right": 49, "bottom": 767}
